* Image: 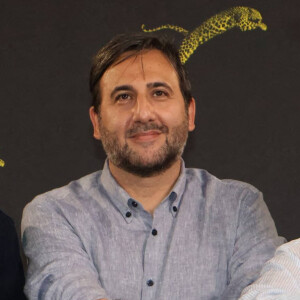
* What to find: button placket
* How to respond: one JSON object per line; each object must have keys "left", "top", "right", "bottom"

{"left": 141, "top": 200, "right": 174, "bottom": 299}
{"left": 141, "top": 212, "right": 162, "bottom": 298}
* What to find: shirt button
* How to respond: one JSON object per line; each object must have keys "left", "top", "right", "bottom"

{"left": 125, "top": 211, "right": 132, "bottom": 218}
{"left": 152, "top": 229, "right": 158, "bottom": 236}
{"left": 147, "top": 279, "right": 154, "bottom": 286}
{"left": 132, "top": 201, "right": 138, "bottom": 207}
{"left": 172, "top": 206, "right": 178, "bottom": 212}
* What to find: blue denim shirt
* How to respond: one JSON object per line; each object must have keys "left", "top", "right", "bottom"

{"left": 22, "top": 160, "right": 284, "bottom": 300}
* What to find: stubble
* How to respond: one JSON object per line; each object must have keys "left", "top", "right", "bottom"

{"left": 98, "top": 117, "right": 189, "bottom": 177}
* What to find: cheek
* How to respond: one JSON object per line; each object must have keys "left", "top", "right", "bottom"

{"left": 101, "top": 110, "right": 131, "bottom": 135}
{"left": 160, "top": 107, "right": 186, "bottom": 127}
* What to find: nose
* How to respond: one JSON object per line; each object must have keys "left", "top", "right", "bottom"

{"left": 132, "top": 95, "right": 156, "bottom": 123}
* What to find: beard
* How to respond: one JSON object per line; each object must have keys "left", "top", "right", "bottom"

{"left": 98, "top": 117, "right": 189, "bottom": 177}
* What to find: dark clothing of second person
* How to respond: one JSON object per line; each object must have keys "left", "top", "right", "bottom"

{"left": 0, "top": 210, "right": 26, "bottom": 299}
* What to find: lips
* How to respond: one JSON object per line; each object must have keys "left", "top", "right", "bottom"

{"left": 129, "top": 130, "right": 161, "bottom": 141}
{"left": 126, "top": 124, "right": 168, "bottom": 139}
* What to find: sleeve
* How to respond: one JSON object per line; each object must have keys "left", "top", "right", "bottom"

{"left": 220, "top": 190, "right": 285, "bottom": 299}
{"left": 21, "top": 197, "right": 110, "bottom": 300}
{"left": 238, "top": 239, "right": 300, "bottom": 300}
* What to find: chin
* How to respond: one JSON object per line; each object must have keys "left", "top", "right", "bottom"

{"left": 118, "top": 152, "right": 180, "bottom": 177}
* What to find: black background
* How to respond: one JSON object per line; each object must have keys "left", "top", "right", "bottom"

{"left": 1, "top": 0, "right": 299, "bottom": 258}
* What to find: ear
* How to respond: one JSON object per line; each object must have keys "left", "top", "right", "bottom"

{"left": 188, "top": 97, "right": 196, "bottom": 131}
{"left": 89, "top": 106, "right": 101, "bottom": 140}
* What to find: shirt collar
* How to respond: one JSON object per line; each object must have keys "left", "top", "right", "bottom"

{"left": 100, "top": 160, "right": 134, "bottom": 223}
{"left": 99, "top": 159, "right": 187, "bottom": 222}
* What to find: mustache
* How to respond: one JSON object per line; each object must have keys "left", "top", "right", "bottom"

{"left": 126, "top": 123, "right": 168, "bottom": 138}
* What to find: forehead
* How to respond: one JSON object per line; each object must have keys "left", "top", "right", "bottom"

{"left": 100, "top": 49, "right": 180, "bottom": 91}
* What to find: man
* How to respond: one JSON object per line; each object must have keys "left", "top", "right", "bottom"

{"left": 22, "top": 33, "right": 284, "bottom": 300}
{"left": 239, "top": 238, "right": 300, "bottom": 300}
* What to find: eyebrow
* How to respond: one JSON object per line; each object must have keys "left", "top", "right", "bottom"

{"left": 146, "top": 82, "right": 172, "bottom": 92}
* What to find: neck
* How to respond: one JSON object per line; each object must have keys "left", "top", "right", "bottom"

{"left": 108, "top": 159, "right": 182, "bottom": 215}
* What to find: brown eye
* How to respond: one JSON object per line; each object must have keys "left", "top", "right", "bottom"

{"left": 116, "top": 93, "right": 130, "bottom": 101}
{"left": 154, "top": 90, "right": 167, "bottom": 97}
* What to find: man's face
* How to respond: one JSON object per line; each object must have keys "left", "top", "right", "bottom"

{"left": 90, "top": 49, "right": 195, "bottom": 177}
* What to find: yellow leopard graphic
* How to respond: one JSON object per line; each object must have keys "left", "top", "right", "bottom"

{"left": 142, "top": 6, "right": 267, "bottom": 64}
{"left": 0, "top": 159, "right": 4, "bottom": 167}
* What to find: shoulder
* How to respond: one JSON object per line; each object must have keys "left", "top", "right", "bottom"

{"left": 268, "top": 239, "right": 300, "bottom": 272}
{"left": 0, "top": 210, "right": 16, "bottom": 239}
{"left": 0, "top": 210, "right": 14, "bottom": 228}
{"left": 183, "top": 167, "right": 265, "bottom": 217}
{"left": 36, "top": 170, "right": 100, "bottom": 200}
{"left": 22, "top": 170, "right": 103, "bottom": 222}
{"left": 277, "top": 238, "right": 300, "bottom": 256}
{"left": 185, "top": 167, "right": 261, "bottom": 199}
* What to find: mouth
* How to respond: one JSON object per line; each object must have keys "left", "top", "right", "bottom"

{"left": 129, "top": 130, "right": 162, "bottom": 142}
